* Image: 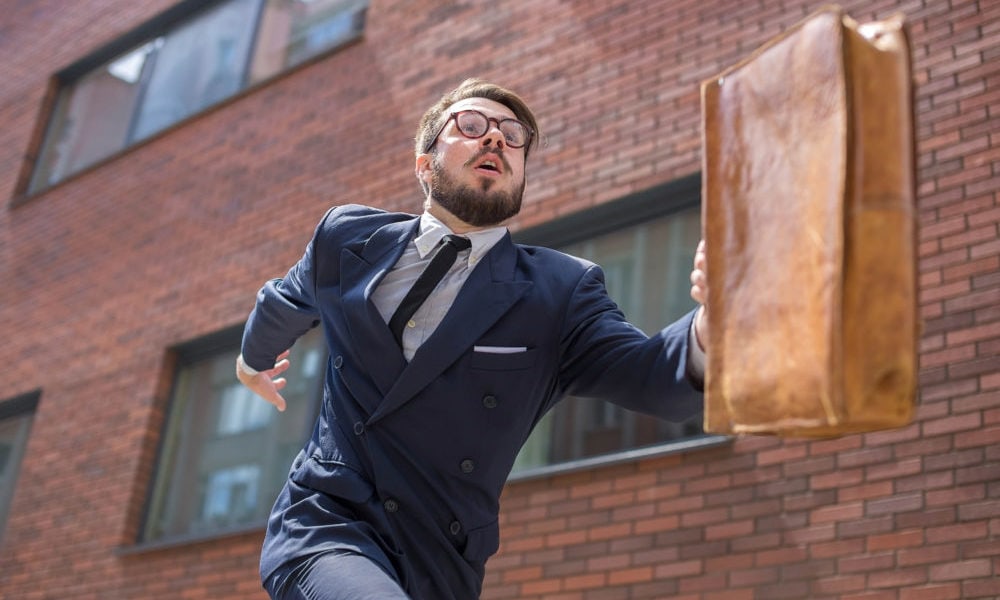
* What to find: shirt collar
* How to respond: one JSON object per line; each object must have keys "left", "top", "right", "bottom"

{"left": 415, "top": 211, "right": 507, "bottom": 267}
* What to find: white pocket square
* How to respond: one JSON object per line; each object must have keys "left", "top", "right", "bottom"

{"left": 473, "top": 345, "right": 528, "bottom": 354}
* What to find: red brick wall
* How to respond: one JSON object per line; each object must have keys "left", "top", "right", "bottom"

{"left": 0, "top": 0, "right": 996, "bottom": 599}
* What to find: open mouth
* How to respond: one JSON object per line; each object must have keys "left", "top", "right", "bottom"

{"left": 471, "top": 153, "right": 505, "bottom": 176}
{"left": 477, "top": 160, "right": 501, "bottom": 173}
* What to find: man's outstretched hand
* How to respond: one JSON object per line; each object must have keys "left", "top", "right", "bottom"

{"left": 236, "top": 350, "right": 292, "bottom": 412}
{"left": 690, "top": 239, "right": 708, "bottom": 352}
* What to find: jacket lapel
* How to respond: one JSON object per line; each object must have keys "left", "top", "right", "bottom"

{"left": 367, "top": 234, "right": 532, "bottom": 424}
{"left": 340, "top": 217, "right": 419, "bottom": 404}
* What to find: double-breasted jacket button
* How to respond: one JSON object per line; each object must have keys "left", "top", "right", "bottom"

{"left": 460, "top": 459, "right": 475, "bottom": 474}
{"left": 353, "top": 421, "right": 365, "bottom": 435}
{"left": 482, "top": 394, "right": 497, "bottom": 409}
{"left": 449, "top": 520, "right": 462, "bottom": 535}
{"left": 383, "top": 498, "right": 399, "bottom": 513}
{"left": 333, "top": 355, "right": 344, "bottom": 368}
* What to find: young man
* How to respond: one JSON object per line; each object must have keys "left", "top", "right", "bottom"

{"left": 237, "top": 79, "right": 709, "bottom": 600}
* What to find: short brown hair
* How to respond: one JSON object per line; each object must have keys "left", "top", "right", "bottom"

{"left": 414, "top": 78, "right": 540, "bottom": 159}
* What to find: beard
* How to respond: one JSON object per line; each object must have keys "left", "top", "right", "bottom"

{"left": 429, "top": 154, "right": 525, "bottom": 227}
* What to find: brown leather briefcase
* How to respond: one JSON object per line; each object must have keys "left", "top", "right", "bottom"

{"left": 701, "top": 6, "right": 917, "bottom": 437}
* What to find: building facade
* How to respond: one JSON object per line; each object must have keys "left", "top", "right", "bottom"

{"left": 0, "top": 0, "right": 997, "bottom": 598}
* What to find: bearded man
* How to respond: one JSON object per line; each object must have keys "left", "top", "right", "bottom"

{"left": 237, "top": 79, "right": 709, "bottom": 600}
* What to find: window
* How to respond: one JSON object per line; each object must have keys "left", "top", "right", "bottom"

{"left": 511, "top": 177, "right": 708, "bottom": 474}
{"left": 28, "top": 0, "right": 368, "bottom": 193}
{"left": 249, "top": 0, "right": 368, "bottom": 84}
{"left": 143, "top": 328, "right": 325, "bottom": 543}
{"left": 129, "top": 0, "right": 262, "bottom": 142}
{"left": 0, "top": 392, "right": 39, "bottom": 541}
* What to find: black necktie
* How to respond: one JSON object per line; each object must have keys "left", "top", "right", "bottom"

{"left": 389, "top": 234, "right": 472, "bottom": 346}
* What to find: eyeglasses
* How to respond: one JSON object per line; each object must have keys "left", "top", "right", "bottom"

{"left": 425, "top": 109, "right": 533, "bottom": 153}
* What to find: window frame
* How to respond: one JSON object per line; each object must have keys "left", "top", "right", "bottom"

{"left": 0, "top": 390, "right": 40, "bottom": 543}
{"left": 133, "top": 326, "right": 324, "bottom": 551}
{"left": 16, "top": 0, "right": 368, "bottom": 202}
{"left": 508, "top": 174, "right": 729, "bottom": 482}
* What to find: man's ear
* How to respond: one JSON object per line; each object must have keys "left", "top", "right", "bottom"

{"left": 415, "top": 153, "right": 433, "bottom": 184}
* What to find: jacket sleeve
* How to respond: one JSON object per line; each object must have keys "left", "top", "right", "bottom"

{"left": 557, "top": 264, "right": 704, "bottom": 422}
{"left": 240, "top": 210, "right": 333, "bottom": 372}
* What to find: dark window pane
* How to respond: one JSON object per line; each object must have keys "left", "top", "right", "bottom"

{"left": 143, "top": 328, "right": 324, "bottom": 541}
{"left": 249, "top": 0, "right": 367, "bottom": 83}
{"left": 130, "top": 0, "right": 259, "bottom": 141}
{"left": 30, "top": 44, "right": 153, "bottom": 190}
{"left": 0, "top": 409, "right": 35, "bottom": 539}
{"left": 513, "top": 204, "right": 703, "bottom": 473}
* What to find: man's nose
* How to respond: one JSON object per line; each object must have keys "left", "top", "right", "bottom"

{"left": 481, "top": 127, "right": 505, "bottom": 149}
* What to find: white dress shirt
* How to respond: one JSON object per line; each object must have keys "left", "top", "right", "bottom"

{"left": 371, "top": 212, "right": 507, "bottom": 361}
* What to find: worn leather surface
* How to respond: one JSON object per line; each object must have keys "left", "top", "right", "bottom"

{"left": 701, "top": 6, "right": 917, "bottom": 437}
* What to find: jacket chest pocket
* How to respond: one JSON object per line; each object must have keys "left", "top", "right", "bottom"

{"left": 468, "top": 347, "right": 537, "bottom": 371}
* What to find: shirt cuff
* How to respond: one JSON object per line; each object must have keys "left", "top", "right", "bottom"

{"left": 687, "top": 318, "right": 706, "bottom": 380}
{"left": 237, "top": 354, "right": 261, "bottom": 377}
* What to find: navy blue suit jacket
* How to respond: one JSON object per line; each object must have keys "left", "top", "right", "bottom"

{"left": 242, "top": 204, "right": 703, "bottom": 599}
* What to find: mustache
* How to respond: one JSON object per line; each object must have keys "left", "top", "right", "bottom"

{"left": 463, "top": 146, "right": 512, "bottom": 173}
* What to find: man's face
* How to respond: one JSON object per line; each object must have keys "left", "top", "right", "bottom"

{"left": 417, "top": 97, "right": 527, "bottom": 227}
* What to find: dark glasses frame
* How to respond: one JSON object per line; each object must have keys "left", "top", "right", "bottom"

{"left": 423, "top": 109, "right": 534, "bottom": 153}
